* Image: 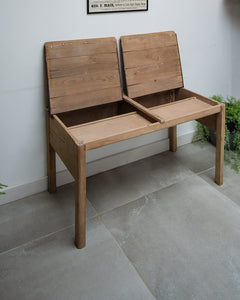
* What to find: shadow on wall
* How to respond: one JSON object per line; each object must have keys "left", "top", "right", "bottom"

{"left": 224, "top": 0, "right": 240, "bottom": 20}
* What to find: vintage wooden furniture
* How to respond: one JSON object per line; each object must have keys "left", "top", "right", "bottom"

{"left": 45, "top": 32, "right": 225, "bottom": 249}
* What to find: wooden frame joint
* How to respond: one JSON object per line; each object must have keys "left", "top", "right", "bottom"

{"left": 123, "top": 93, "right": 165, "bottom": 124}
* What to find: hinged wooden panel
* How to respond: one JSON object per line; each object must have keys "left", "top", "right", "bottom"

{"left": 45, "top": 37, "right": 122, "bottom": 114}
{"left": 121, "top": 31, "right": 184, "bottom": 98}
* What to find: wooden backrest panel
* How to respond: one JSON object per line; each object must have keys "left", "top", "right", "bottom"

{"left": 45, "top": 37, "right": 122, "bottom": 114}
{"left": 121, "top": 31, "right": 184, "bottom": 98}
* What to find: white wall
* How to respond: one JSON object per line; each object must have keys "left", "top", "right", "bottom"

{"left": 0, "top": 0, "right": 235, "bottom": 201}
{"left": 230, "top": 2, "right": 240, "bottom": 97}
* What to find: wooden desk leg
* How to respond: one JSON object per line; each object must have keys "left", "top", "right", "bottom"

{"left": 215, "top": 105, "right": 225, "bottom": 185}
{"left": 47, "top": 117, "right": 56, "bottom": 193}
{"left": 169, "top": 126, "right": 177, "bottom": 152}
{"left": 75, "top": 144, "right": 86, "bottom": 249}
{"left": 48, "top": 143, "right": 56, "bottom": 193}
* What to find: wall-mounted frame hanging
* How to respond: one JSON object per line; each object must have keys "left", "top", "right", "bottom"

{"left": 87, "top": 0, "right": 148, "bottom": 14}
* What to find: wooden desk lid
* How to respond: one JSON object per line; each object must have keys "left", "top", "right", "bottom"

{"left": 121, "top": 31, "right": 184, "bottom": 98}
{"left": 45, "top": 37, "right": 122, "bottom": 114}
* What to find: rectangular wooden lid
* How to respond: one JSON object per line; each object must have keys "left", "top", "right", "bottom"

{"left": 45, "top": 37, "right": 122, "bottom": 114}
{"left": 120, "top": 31, "right": 184, "bottom": 98}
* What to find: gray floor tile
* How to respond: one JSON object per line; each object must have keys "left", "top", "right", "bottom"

{"left": 200, "top": 165, "right": 240, "bottom": 206}
{"left": 101, "top": 176, "right": 240, "bottom": 300}
{"left": 170, "top": 142, "right": 216, "bottom": 173}
{"left": 0, "top": 183, "right": 97, "bottom": 253}
{"left": 87, "top": 152, "right": 193, "bottom": 214}
{"left": 0, "top": 217, "right": 155, "bottom": 300}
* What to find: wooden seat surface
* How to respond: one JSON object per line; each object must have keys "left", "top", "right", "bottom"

{"left": 150, "top": 97, "right": 219, "bottom": 122}
{"left": 67, "top": 96, "right": 220, "bottom": 150}
{"left": 68, "top": 111, "right": 156, "bottom": 149}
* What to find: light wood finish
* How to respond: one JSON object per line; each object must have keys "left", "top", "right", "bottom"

{"left": 47, "top": 115, "right": 56, "bottom": 193}
{"left": 197, "top": 115, "right": 217, "bottom": 131}
{"left": 121, "top": 31, "right": 183, "bottom": 98}
{"left": 123, "top": 93, "right": 165, "bottom": 123}
{"left": 69, "top": 111, "right": 157, "bottom": 150}
{"left": 169, "top": 126, "right": 177, "bottom": 152}
{"left": 150, "top": 97, "right": 219, "bottom": 122}
{"left": 75, "top": 144, "right": 86, "bottom": 249}
{"left": 45, "top": 37, "right": 122, "bottom": 114}
{"left": 49, "top": 115, "right": 79, "bottom": 180}
{"left": 67, "top": 96, "right": 221, "bottom": 151}
{"left": 169, "top": 90, "right": 177, "bottom": 152}
{"left": 215, "top": 105, "right": 225, "bottom": 185}
{"left": 176, "top": 88, "right": 219, "bottom": 106}
{"left": 45, "top": 32, "right": 225, "bottom": 249}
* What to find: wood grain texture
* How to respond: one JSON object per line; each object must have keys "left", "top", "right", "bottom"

{"left": 121, "top": 31, "right": 178, "bottom": 51}
{"left": 45, "top": 37, "right": 122, "bottom": 114}
{"left": 169, "top": 126, "right": 177, "bottom": 152}
{"left": 176, "top": 88, "right": 219, "bottom": 106}
{"left": 215, "top": 105, "right": 225, "bottom": 185}
{"left": 47, "top": 53, "right": 119, "bottom": 79}
{"left": 197, "top": 115, "right": 217, "bottom": 131}
{"left": 45, "top": 37, "right": 117, "bottom": 59}
{"left": 45, "top": 32, "right": 226, "bottom": 250}
{"left": 123, "top": 93, "right": 165, "bottom": 123}
{"left": 169, "top": 90, "right": 177, "bottom": 152}
{"left": 50, "top": 87, "right": 122, "bottom": 114}
{"left": 121, "top": 31, "right": 183, "bottom": 98}
{"left": 75, "top": 144, "right": 86, "bottom": 249}
{"left": 49, "top": 116, "right": 79, "bottom": 180}
{"left": 47, "top": 115, "right": 56, "bottom": 193}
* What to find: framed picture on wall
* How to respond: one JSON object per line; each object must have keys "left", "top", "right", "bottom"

{"left": 87, "top": 0, "right": 148, "bottom": 14}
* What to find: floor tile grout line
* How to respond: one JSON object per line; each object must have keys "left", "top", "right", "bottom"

{"left": 0, "top": 224, "right": 74, "bottom": 256}
{"left": 90, "top": 171, "right": 198, "bottom": 218}
{"left": 97, "top": 214, "right": 157, "bottom": 300}
{"left": 195, "top": 173, "right": 240, "bottom": 211}
{"left": 0, "top": 208, "right": 99, "bottom": 256}
{"left": 196, "top": 166, "right": 215, "bottom": 175}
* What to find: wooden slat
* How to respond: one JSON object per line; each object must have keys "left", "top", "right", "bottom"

{"left": 45, "top": 37, "right": 122, "bottom": 113}
{"left": 69, "top": 112, "right": 154, "bottom": 144}
{"left": 176, "top": 88, "right": 220, "bottom": 106}
{"left": 121, "top": 31, "right": 177, "bottom": 52}
{"left": 49, "top": 70, "right": 121, "bottom": 98}
{"left": 47, "top": 53, "right": 119, "bottom": 79}
{"left": 123, "top": 46, "right": 180, "bottom": 69}
{"left": 50, "top": 87, "right": 122, "bottom": 114}
{"left": 45, "top": 37, "right": 116, "bottom": 59}
{"left": 123, "top": 94, "right": 165, "bottom": 123}
{"left": 128, "top": 75, "right": 183, "bottom": 98}
{"left": 121, "top": 31, "right": 184, "bottom": 98}
{"left": 151, "top": 98, "right": 220, "bottom": 122}
{"left": 125, "top": 59, "right": 181, "bottom": 85}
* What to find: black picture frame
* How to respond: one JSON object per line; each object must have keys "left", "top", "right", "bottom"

{"left": 87, "top": 0, "right": 148, "bottom": 14}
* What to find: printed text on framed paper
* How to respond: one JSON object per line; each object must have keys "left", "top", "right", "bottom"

{"left": 87, "top": 0, "right": 148, "bottom": 14}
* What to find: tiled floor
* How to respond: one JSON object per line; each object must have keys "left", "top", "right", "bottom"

{"left": 1, "top": 142, "right": 240, "bottom": 300}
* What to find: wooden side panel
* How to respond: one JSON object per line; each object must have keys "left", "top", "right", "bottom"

{"left": 45, "top": 37, "right": 122, "bottom": 114}
{"left": 134, "top": 91, "right": 173, "bottom": 108}
{"left": 197, "top": 115, "right": 217, "bottom": 131}
{"left": 121, "top": 31, "right": 184, "bottom": 98}
{"left": 176, "top": 88, "right": 219, "bottom": 106}
{"left": 49, "top": 116, "right": 79, "bottom": 179}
